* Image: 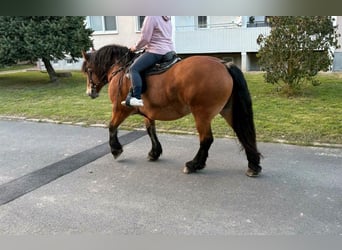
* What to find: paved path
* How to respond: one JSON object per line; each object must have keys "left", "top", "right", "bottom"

{"left": 0, "top": 119, "right": 341, "bottom": 235}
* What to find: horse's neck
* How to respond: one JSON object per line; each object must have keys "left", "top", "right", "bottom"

{"left": 110, "top": 71, "right": 131, "bottom": 98}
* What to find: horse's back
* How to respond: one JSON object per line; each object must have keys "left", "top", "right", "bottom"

{"left": 167, "top": 55, "right": 233, "bottom": 103}
{"left": 143, "top": 55, "right": 234, "bottom": 120}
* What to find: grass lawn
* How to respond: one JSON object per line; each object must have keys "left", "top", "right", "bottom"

{"left": 0, "top": 63, "right": 36, "bottom": 72}
{"left": 0, "top": 70, "right": 341, "bottom": 146}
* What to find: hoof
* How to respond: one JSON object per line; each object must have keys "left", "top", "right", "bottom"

{"left": 183, "top": 161, "right": 197, "bottom": 174}
{"left": 147, "top": 151, "right": 161, "bottom": 161}
{"left": 245, "top": 168, "right": 261, "bottom": 177}
{"left": 112, "top": 148, "right": 123, "bottom": 159}
{"left": 183, "top": 160, "right": 206, "bottom": 174}
{"left": 183, "top": 166, "right": 195, "bottom": 174}
{"left": 147, "top": 155, "right": 159, "bottom": 161}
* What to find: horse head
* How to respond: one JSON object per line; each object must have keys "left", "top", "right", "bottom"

{"left": 82, "top": 50, "right": 108, "bottom": 99}
{"left": 82, "top": 45, "right": 134, "bottom": 99}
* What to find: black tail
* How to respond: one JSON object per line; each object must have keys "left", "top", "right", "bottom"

{"left": 226, "top": 63, "right": 262, "bottom": 173}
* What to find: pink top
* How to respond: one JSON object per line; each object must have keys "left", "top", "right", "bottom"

{"left": 135, "top": 16, "right": 174, "bottom": 55}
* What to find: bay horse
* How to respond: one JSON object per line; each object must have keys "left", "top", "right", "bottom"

{"left": 81, "top": 44, "right": 262, "bottom": 176}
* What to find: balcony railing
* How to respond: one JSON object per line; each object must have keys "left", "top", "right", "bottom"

{"left": 175, "top": 26, "right": 271, "bottom": 54}
{"left": 175, "top": 22, "right": 242, "bottom": 31}
{"left": 247, "top": 21, "right": 270, "bottom": 27}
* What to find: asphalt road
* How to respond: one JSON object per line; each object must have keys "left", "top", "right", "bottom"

{"left": 0, "top": 119, "right": 341, "bottom": 235}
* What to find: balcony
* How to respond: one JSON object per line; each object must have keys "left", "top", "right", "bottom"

{"left": 174, "top": 26, "right": 271, "bottom": 54}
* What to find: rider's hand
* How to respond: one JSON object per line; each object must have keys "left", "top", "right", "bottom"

{"left": 130, "top": 46, "right": 137, "bottom": 52}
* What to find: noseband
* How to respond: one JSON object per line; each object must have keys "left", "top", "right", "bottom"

{"left": 86, "top": 67, "right": 107, "bottom": 92}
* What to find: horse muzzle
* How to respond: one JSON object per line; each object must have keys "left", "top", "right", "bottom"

{"left": 87, "top": 89, "right": 99, "bottom": 99}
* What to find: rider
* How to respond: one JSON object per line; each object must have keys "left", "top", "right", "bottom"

{"left": 122, "top": 16, "right": 175, "bottom": 107}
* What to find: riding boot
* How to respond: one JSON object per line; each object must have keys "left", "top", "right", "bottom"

{"left": 122, "top": 88, "right": 132, "bottom": 105}
{"left": 127, "top": 88, "right": 133, "bottom": 100}
{"left": 121, "top": 88, "right": 144, "bottom": 107}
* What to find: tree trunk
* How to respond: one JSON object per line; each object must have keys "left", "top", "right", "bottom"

{"left": 42, "top": 57, "right": 58, "bottom": 82}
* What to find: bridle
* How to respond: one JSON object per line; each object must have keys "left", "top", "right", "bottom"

{"left": 86, "top": 51, "right": 134, "bottom": 91}
{"left": 86, "top": 67, "right": 105, "bottom": 92}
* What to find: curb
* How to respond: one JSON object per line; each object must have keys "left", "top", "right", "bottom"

{"left": 1, "top": 115, "right": 341, "bottom": 149}
{"left": 0, "top": 115, "right": 107, "bottom": 128}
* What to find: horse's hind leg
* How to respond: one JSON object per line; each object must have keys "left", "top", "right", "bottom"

{"left": 220, "top": 102, "right": 261, "bottom": 177}
{"left": 219, "top": 101, "right": 233, "bottom": 128}
{"left": 144, "top": 118, "right": 162, "bottom": 161}
{"left": 183, "top": 114, "right": 214, "bottom": 174}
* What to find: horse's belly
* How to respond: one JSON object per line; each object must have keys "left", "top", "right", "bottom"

{"left": 144, "top": 105, "right": 191, "bottom": 121}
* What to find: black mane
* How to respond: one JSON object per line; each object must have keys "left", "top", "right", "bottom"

{"left": 82, "top": 44, "right": 134, "bottom": 83}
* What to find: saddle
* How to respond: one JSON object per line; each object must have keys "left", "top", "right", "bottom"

{"left": 126, "top": 51, "right": 181, "bottom": 94}
{"left": 144, "top": 51, "right": 181, "bottom": 76}
{"left": 126, "top": 51, "right": 182, "bottom": 95}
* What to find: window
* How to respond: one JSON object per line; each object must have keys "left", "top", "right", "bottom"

{"left": 66, "top": 58, "right": 73, "bottom": 64}
{"left": 87, "top": 16, "right": 117, "bottom": 33}
{"left": 198, "top": 16, "right": 208, "bottom": 28}
{"left": 137, "top": 16, "right": 145, "bottom": 31}
{"left": 223, "top": 57, "right": 233, "bottom": 63}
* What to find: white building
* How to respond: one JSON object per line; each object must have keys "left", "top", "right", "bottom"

{"left": 41, "top": 16, "right": 269, "bottom": 72}
{"left": 333, "top": 16, "right": 342, "bottom": 71}
{"left": 86, "top": 16, "right": 271, "bottom": 72}
{"left": 173, "top": 16, "right": 270, "bottom": 71}
{"left": 44, "top": 16, "right": 341, "bottom": 72}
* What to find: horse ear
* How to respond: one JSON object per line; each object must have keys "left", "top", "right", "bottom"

{"left": 82, "top": 50, "right": 89, "bottom": 60}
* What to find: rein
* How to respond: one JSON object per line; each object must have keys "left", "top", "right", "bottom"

{"left": 87, "top": 51, "right": 132, "bottom": 88}
{"left": 108, "top": 51, "right": 140, "bottom": 113}
{"left": 87, "top": 49, "right": 142, "bottom": 111}
{"left": 109, "top": 51, "right": 142, "bottom": 82}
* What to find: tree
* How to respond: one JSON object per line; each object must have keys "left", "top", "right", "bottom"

{"left": 257, "top": 16, "right": 340, "bottom": 94}
{"left": 0, "top": 16, "right": 93, "bottom": 82}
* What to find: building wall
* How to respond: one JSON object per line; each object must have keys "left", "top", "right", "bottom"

{"left": 175, "top": 16, "right": 242, "bottom": 30}
{"left": 91, "top": 16, "right": 141, "bottom": 49}
{"left": 333, "top": 16, "right": 342, "bottom": 71}
{"left": 39, "top": 16, "right": 342, "bottom": 72}
{"left": 179, "top": 52, "right": 241, "bottom": 65}
{"left": 175, "top": 26, "right": 270, "bottom": 54}
{"left": 334, "top": 16, "right": 342, "bottom": 53}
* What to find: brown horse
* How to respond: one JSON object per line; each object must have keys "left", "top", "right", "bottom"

{"left": 82, "top": 44, "right": 262, "bottom": 176}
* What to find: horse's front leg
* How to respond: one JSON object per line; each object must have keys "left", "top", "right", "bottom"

{"left": 144, "top": 118, "right": 162, "bottom": 161}
{"left": 108, "top": 108, "right": 132, "bottom": 159}
{"left": 109, "top": 125, "right": 123, "bottom": 159}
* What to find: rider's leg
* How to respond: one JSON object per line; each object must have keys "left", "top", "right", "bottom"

{"left": 127, "top": 52, "right": 163, "bottom": 103}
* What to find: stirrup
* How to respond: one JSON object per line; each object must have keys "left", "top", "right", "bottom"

{"left": 121, "top": 97, "right": 144, "bottom": 107}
